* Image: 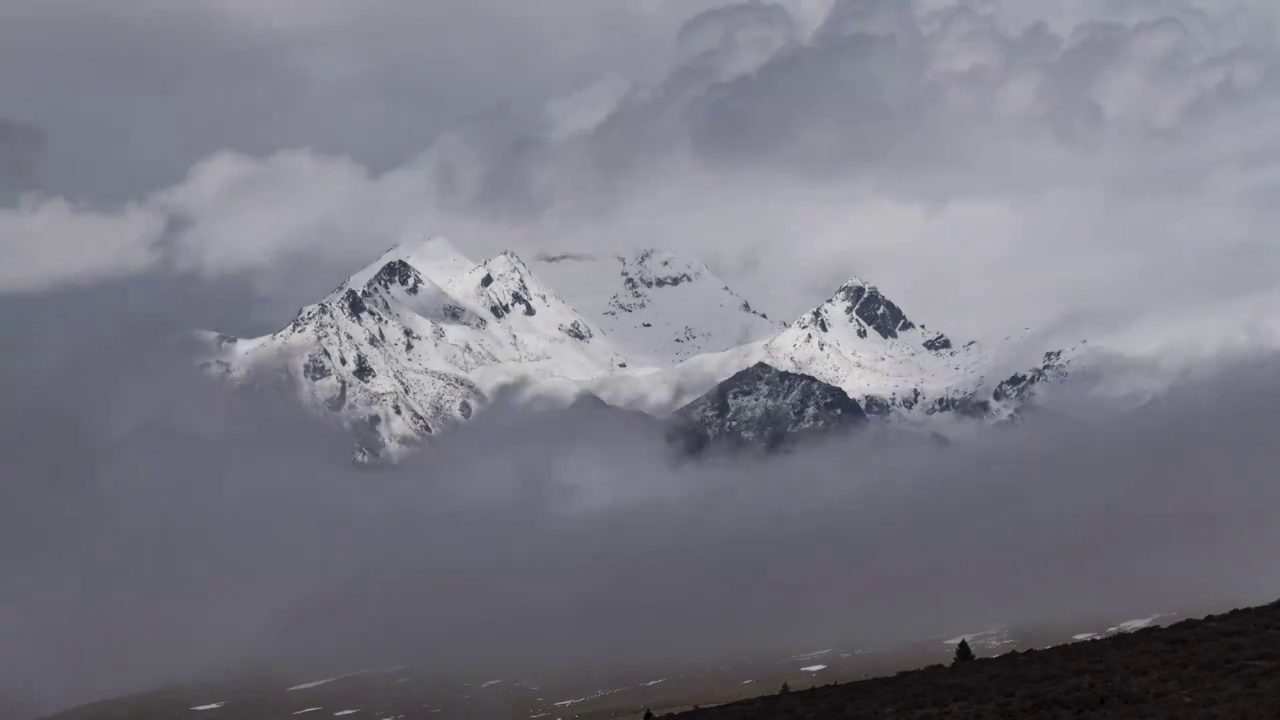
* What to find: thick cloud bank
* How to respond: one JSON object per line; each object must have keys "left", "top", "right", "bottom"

{"left": 3, "top": 1, "right": 1280, "bottom": 350}
{"left": 2, "top": 319, "right": 1280, "bottom": 716}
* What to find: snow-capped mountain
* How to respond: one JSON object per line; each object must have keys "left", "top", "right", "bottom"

{"left": 195, "top": 237, "right": 1073, "bottom": 462}
{"left": 581, "top": 277, "right": 1074, "bottom": 427}
{"left": 533, "top": 249, "right": 780, "bottom": 365}
{"left": 755, "top": 277, "right": 1056, "bottom": 419}
{"left": 196, "top": 237, "right": 631, "bottom": 462}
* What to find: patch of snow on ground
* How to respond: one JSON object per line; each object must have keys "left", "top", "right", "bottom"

{"left": 1107, "top": 614, "right": 1175, "bottom": 634}
{"left": 190, "top": 702, "right": 226, "bottom": 711}
{"left": 640, "top": 678, "right": 667, "bottom": 686}
{"left": 288, "top": 671, "right": 368, "bottom": 691}
{"left": 792, "top": 649, "right": 832, "bottom": 660}
{"left": 333, "top": 712, "right": 361, "bottom": 717}
{"left": 292, "top": 710, "right": 323, "bottom": 716}
{"left": 481, "top": 680, "right": 503, "bottom": 688}
{"left": 942, "top": 627, "right": 1015, "bottom": 649}
{"left": 800, "top": 665, "right": 828, "bottom": 672}
{"left": 1073, "top": 633, "right": 1100, "bottom": 641}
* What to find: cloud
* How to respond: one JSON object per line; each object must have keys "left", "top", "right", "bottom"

{"left": 3, "top": 307, "right": 1280, "bottom": 717}
{"left": 0, "top": 117, "right": 45, "bottom": 197}
{"left": 0, "top": 0, "right": 721, "bottom": 202}
{"left": 3, "top": 0, "right": 1280, "bottom": 362}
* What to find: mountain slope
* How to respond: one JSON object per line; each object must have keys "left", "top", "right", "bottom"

{"left": 586, "top": 277, "right": 1074, "bottom": 428}
{"left": 759, "top": 277, "right": 993, "bottom": 407}
{"left": 670, "top": 362, "right": 866, "bottom": 454}
{"left": 533, "top": 249, "right": 781, "bottom": 365}
{"left": 196, "top": 238, "right": 629, "bottom": 462}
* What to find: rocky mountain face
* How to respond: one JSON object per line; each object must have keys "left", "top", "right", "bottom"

{"left": 195, "top": 237, "right": 1073, "bottom": 462}
{"left": 196, "top": 238, "right": 630, "bottom": 463}
{"left": 670, "top": 362, "right": 867, "bottom": 454}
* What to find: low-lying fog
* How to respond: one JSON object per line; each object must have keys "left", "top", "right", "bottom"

{"left": 3, "top": 314, "right": 1279, "bottom": 717}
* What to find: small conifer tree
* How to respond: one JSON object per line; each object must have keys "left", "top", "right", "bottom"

{"left": 779, "top": 681, "right": 791, "bottom": 694}
{"left": 953, "top": 638, "right": 976, "bottom": 665}
{"left": 643, "top": 710, "right": 654, "bottom": 720}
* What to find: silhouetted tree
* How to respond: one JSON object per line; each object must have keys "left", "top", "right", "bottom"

{"left": 954, "top": 638, "right": 976, "bottom": 665}
{"left": 643, "top": 709, "right": 654, "bottom": 720}
{"left": 780, "top": 681, "right": 791, "bottom": 694}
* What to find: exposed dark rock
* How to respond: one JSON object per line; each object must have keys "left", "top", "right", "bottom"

{"left": 441, "top": 303, "right": 486, "bottom": 328}
{"left": 923, "top": 332, "right": 953, "bottom": 352}
{"left": 861, "top": 394, "right": 892, "bottom": 417}
{"left": 671, "top": 363, "right": 866, "bottom": 454}
{"left": 993, "top": 350, "right": 1068, "bottom": 404}
{"left": 342, "top": 288, "right": 367, "bottom": 318}
{"left": 352, "top": 353, "right": 376, "bottom": 383}
{"left": 560, "top": 320, "right": 593, "bottom": 341}
{"left": 927, "top": 393, "right": 991, "bottom": 418}
{"left": 409, "top": 409, "right": 432, "bottom": 434}
{"left": 896, "top": 387, "right": 924, "bottom": 411}
{"left": 479, "top": 272, "right": 494, "bottom": 288}
{"left": 367, "top": 259, "right": 422, "bottom": 294}
{"left": 832, "top": 283, "right": 916, "bottom": 339}
{"left": 302, "top": 354, "right": 331, "bottom": 382}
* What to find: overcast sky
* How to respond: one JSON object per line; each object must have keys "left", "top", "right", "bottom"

{"left": 3, "top": 0, "right": 1280, "bottom": 347}
{"left": 6, "top": 2, "right": 1280, "bottom": 717}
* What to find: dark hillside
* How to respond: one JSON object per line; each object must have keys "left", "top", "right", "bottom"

{"left": 668, "top": 599, "right": 1280, "bottom": 719}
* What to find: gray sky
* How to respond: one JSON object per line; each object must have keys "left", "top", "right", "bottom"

{"left": 2, "top": 0, "right": 1280, "bottom": 346}
{"left": 6, "top": 2, "right": 1280, "bottom": 716}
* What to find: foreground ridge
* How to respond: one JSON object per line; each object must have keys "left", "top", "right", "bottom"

{"left": 666, "top": 599, "right": 1280, "bottom": 720}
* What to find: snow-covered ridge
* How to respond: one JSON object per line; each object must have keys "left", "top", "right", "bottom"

{"left": 197, "top": 237, "right": 632, "bottom": 462}
{"left": 196, "top": 237, "right": 1074, "bottom": 462}
{"left": 532, "top": 248, "right": 782, "bottom": 365}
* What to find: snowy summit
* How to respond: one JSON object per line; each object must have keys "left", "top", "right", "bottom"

{"left": 195, "top": 237, "right": 1073, "bottom": 462}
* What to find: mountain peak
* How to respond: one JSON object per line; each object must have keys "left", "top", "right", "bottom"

{"left": 671, "top": 362, "right": 866, "bottom": 453}
{"left": 365, "top": 258, "right": 425, "bottom": 294}
{"left": 828, "top": 279, "right": 916, "bottom": 340}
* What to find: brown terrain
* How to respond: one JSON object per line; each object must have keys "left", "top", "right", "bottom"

{"left": 36, "top": 598, "right": 1277, "bottom": 720}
